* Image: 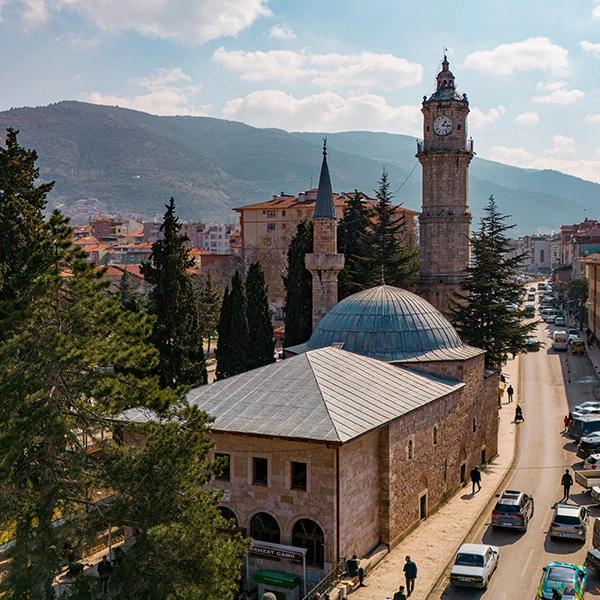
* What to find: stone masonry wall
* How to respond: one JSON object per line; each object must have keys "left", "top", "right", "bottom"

{"left": 338, "top": 429, "right": 382, "bottom": 559}
{"left": 210, "top": 432, "right": 337, "bottom": 563}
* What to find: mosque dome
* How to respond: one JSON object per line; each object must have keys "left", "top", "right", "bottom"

{"left": 289, "top": 285, "right": 477, "bottom": 362}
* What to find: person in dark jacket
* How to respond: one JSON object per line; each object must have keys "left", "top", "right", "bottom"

{"left": 515, "top": 405, "right": 524, "bottom": 423}
{"left": 97, "top": 555, "right": 112, "bottom": 592}
{"left": 470, "top": 466, "right": 482, "bottom": 494}
{"left": 507, "top": 384, "right": 514, "bottom": 402}
{"left": 403, "top": 556, "right": 417, "bottom": 596}
{"left": 393, "top": 584, "right": 407, "bottom": 600}
{"left": 561, "top": 469, "right": 573, "bottom": 501}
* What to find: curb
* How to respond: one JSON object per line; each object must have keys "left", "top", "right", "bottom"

{"left": 426, "top": 354, "right": 522, "bottom": 598}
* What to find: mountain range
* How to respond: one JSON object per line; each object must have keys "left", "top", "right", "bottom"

{"left": 0, "top": 101, "right": 598, "bottom": 234}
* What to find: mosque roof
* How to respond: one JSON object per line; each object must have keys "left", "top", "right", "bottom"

{"left": 286, "top": 285, "right": 483, "bottom": 363}
{"left": 186, "top": 346, "right": 463, "bottom": 443}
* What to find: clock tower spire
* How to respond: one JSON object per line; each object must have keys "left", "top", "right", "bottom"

{"left": 416, "top": 55, "right": 474, "bottom": 315}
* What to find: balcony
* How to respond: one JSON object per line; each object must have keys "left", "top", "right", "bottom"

{"left": 416, "top": 137, "right": 474, "bottom": 154}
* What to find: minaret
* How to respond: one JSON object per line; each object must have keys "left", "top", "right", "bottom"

{"left": 416, "top": 55, "right": 474, "bottom": 314}
{"left": 305, "top": 141, "right": 345, "bottom": 330}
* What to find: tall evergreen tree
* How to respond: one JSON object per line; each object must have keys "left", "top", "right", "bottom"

{"left": 227, "top": 271, "right": 250, "bottom": 375}
{"left": 283, "top": 220, "right": 313, "bottom": 347}
{"left": 246, "top": 261, "right": 275, "bottom": 369}
{"left": 117, "top": 270, "right": 144, "bottom": 312}
{"left": 0, "top": 129, "right": 53, "bottom": 330}
{"left": 196, "top": 272, "right": 221, "bottom": 357}
{"left": 141, "top": 198, "right": 207, "bottom": 387}
{"left": 215, "top": 286, "right": 232, "bottom": 380}
{"left": 362, "top": 170, "right": 419, "bottom": 288}
{"left": 449, "top": 196, "right": 537, "bottom": 369}
{"left": 337, "top": 190, "right": 372, "bottom": 298}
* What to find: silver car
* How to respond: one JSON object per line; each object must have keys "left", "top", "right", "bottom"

{"left": 549, "top": 504, "right": 589, "bottom": 542}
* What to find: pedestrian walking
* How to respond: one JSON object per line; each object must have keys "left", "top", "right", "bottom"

{"left": 507, "top": 384, "right": 514, "bottom": 403}
{"left": 470, "top": 466, "right": 482, "bottom": 494}
{"left": 561, "top": 469, "right": 573, "bottom": 501}
{"left": 403, "top": 556, "right": 417, "bottom": 596}
{"left": 563, "top": 414, "right": 570, "bottom": 432}
{"left": 393, "top": 585, "right": 407, "bottom": 600}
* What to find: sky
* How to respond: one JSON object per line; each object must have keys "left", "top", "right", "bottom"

{"left": 1, "top": 0, "right": 600, "bottom": 183}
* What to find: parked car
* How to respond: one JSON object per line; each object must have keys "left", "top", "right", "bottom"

{"left": 584, "top": 453, "right": 600, "bottom": 470}
{"left": 569, "top": 415, "right": 600, "bottom": 441}
{"left": 554, "top": 316, "right": 566, "bottom": 327}
{"left": 575, "top": 402, "right": 600, "bottom": 412}
{"left": 572, "top": 339, "right": 586, "bottom": 355}
{"left": 491, "top": 489, "right": 534, "bottom": 531}
{"left": 536, "top": 562, "right": 587, "bottom": 600}
{"left": 450, "top": 543, "right": 499, "bottom": 589}
{"left": 526, "top": 337, "right": 541, "bottom": 351}
{"left": 528, "top": 293, "right": 536, "bottom": 302}
{"left": 549, "top": 504, "right": 589, "bottom": 542}
{"left": 553, "top": 330, "right": 569, "bottom": 351}
{"left": 524, "top": 303, "right": 536, "bottom": 318}
{"left": 577, "top": 436, "right": 600, "bottom": 459}
{"left": 568, "top": 328, "right": 579, "bottom": 337}
{"left": 573, "top": 406, "right": 600, "bottom": 418}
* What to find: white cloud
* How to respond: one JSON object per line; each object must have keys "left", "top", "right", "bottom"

{"left": 213, "top": 47, "right": 423, "bottom": 90}
{"left": 546, "top": 134, "right": 576, "bottom": 155}
{"left": 15, "top": 0, "right": 49, "bottom": 25}
{"left": 469, "top": 105, "right": 505, "bottom": 129}
{"left": 532, "top": 84, "right": 584, "bottom": 105}
{"left": 463, "top": 37, "right": 569, "bottom": 75}
{"left": 222, "top": 89, "right": 422, "bottom": 135}
{"left": 586, "top": 114, "right": 600, "bottom": 123}
{"left": 581, "top": 40, "right": 600, "bottom": 56}
{"left": 86, "top": 67, "right": 208, "bottom": 116}
{"left": 487, "top": 145, "right": 600, "bottom": 183}
{"left": 269, "top": 24, "right": 296, "bottom": 40}
{"left": 594, "top": 1, "right": 600, "bottom": 19}
{"left": 515, "top": 112, "right": 539, "bottom": 125}
{"left": 57, "top": 0, "right": 270, "bottom": 44}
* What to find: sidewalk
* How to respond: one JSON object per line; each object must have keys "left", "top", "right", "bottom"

{"left": 349, "top": 356, "right": 520, "bottom": 600}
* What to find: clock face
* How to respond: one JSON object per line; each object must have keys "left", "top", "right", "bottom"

{"left": 434, "top": 115, "right": 453, "bottom": 136}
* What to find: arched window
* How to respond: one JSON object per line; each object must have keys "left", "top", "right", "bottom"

{"left": 407, "top": 439, "right": 414, "bottom": 460}
{"left": 218, "top": 507, "right": 238, "bottom": 529}
{"left": 433, "top": 426, "right": 439, "bottom": 445}
{"left": 292, "top": 519, "right": 324, "bottom": 568}
{"left": 472, "top": 417, "right": 477, "bottom": 433}
{"left": 250, "top": 512, "right": 280, "bottom": 544}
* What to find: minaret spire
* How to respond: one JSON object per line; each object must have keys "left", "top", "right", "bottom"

{"left": 305, "top": 145, "right": 345, "bottom": 331}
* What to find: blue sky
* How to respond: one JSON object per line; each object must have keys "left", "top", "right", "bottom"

{"left": 1, "top": 0, "right": 600, "bottom": 182}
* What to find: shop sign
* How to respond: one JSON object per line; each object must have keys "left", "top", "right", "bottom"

{"left": 250, "top": 541, "right": 306, "bottom": 563}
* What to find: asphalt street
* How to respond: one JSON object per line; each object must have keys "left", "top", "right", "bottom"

{"left": 432, "top": 305, "right": 600, "bottom": 598}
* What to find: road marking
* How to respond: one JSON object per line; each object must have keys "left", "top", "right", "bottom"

{"left": 520, "top": 548, "right": 535, "bottom": 578}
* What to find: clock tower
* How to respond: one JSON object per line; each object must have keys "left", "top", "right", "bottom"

{"left": 416, "top": 56, "right": 474, "bottom": 315}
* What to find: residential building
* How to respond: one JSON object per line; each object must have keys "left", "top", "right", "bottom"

{"left": 583, "top": 254, "right": 600, "bottom": 340}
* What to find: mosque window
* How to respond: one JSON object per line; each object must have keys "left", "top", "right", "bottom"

{"left": 433, "top": 426, "right": 439, "bottom": 445}
{"left": 291, "top": 462, "right": 307, "bottom": 491}
{"left": 407, "top": 439, "right": 414, "bottom": 461}
{"left": 252, "top": 457, "right": 268, "bottom": 486}
{"left": 250, "top": 512, "right": 280, "bottom": 544}
{"left": 472, "top": 417, "right": 477, "bottom": 433}
{"left": 292, "top": 519, "right": 324, "bottom": 568}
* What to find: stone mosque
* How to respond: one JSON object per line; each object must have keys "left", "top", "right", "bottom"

{"left": 188, "top": 58, "right": 498, "bottom": 599}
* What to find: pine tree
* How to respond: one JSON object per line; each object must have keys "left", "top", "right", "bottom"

{"left": 215, "top": 286, "right": 232, "bottom": 380}
{"left": 449, "top": 196, "right": 537, "bottom": 369}
{"left": 337, "top": 190, "right": 372, "bottom": 298}
{"left": 0, "top": 211, "right": 177, "bottom": 599}
{"left": 363, "top": 170, "right": 419, "bottom": 288}
{"left": 197, "top": 272, "right": 221, "bottom": 357}
{"left": 283, "top": 220, "right": 313, "bottom": 347}
{"left": 141, "top": 198, "right": 207, "bottom": 388}
{"left": 246, "top": 261, "right": 275, "bottom": 369}
{"left": 0, "top": 128, "right": 53, "bottom": 331}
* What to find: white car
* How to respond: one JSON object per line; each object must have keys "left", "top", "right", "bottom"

{"left": 450, "top": 543, "right": 499, "bottom": 589}
{"left": 573, "top": 407, "right": 600, "bottom": 418}
{"left": 584, "top": 454, "right": 600, "bottom": 470}
{"left": 575, "top": 402, "right": 600, "bottom": 412}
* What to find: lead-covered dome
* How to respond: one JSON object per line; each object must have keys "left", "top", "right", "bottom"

{"left": 288, "top": 285, "right": 479, "bottom": 363}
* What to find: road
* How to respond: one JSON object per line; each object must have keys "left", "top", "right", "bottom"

{"left": 432, "top": 297, "right": 600, "bottom": 598}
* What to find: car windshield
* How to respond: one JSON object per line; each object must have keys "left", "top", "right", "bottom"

{"left": 554, "top": 515, "right": 581, "bottom": 525}
{"left": 547, "top": 566, "right": 576, "bottom": 582}
{"left": 495, "top": 503, "right": 521, "bottom": 513}
{"left": 455, "top": 553, "right": 484, "bottom": 567}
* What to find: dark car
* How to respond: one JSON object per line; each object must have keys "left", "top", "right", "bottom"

{"left": 491, "top": 489, "right": 534, "bottom": 531}
{"left": 569, "top": 415, "right": 600, "bottom": 442}
{"left": 526, "top": 337, "right": 541, "bottom": 351}
{"left": 577, "top": 436, "right": 600, "bottom": 459}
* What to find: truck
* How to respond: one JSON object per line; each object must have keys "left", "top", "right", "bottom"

{"left": 574, "top": 469, "right": 600, "bottom": 491}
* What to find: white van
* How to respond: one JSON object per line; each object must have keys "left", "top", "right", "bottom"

{"left": 553, "top": 330, "right": 568, "bottom": 351}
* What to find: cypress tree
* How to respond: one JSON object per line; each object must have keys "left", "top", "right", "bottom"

{"left": 215, "top": 286, "right": 232, "bottom": 380}
{"left": 363, "top": 169, "right": 419, "bottom": 288}
{"left": 283, "top": 220, "right": 313, "bottom": 347}
{"left": 450, "top": 196, "right": 537, "bottom": 369}
{"left": 246, "top": 261, "right": 275, "bottom": 369}
{"left": 118, "top": 270, "right": 144, "bottom": 312}
{"left": 141, "top": 198, "right": 207, "bottom": 388}
{"left": 338, "top": 190, "right": 372, "bottom": 299}
{"left": 227, "top": 271, "right": 250, "bottom": 375}
{"left": 197, "top": 271, "right": 222, "bottom": 357}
